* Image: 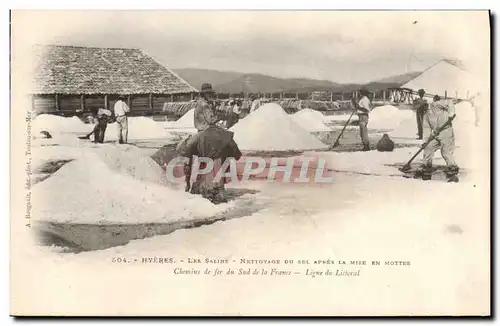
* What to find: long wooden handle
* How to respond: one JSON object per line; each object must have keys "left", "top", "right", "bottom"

{"left": 332, "top": 109, "right": 357, "bottom": 146}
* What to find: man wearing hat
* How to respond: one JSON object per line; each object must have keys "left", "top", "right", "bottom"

{"left": 194, "top": 83, "right": 219, "bottom": 131}
{"left": 413, "top": 89, "right": 428, "bottom": 140}
{"left": 353, "top": 88, "right": 372, "bottom": 151}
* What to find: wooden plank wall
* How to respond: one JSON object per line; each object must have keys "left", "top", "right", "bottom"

{"left": 33, "top": 96, "right": 56, "bottom": 114}
{"left": 130, "top": 95, "right": 150, "bottom": 111}
{"left": 84, "top": 95, "right": 105, "bottom": 112}
{"left": 58, "top": 95, "right": 81, "bottom": 112}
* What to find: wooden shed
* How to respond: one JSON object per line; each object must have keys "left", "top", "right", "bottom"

{"left": 31, "top": 44, "right": 198, "bottom": 116}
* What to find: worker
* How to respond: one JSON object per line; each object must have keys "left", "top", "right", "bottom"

{"left": 194, "top": 83, "right": 219, "bottom": 131}
{"left": 250, "top": 93, "right": 262, "bottom": 112}
{"left": 353, "top": 88, "right": 372, "bottom": 151}
{"left": 225, "top": 99, "right": 242, "bottom": 129}
{"left": 413, "top": 89, "right": 428, "bottom": 140}
{"left": 113, "top": 96, "right": 130, "bottom": 144}
{"left": 82, "top": 108, "right": 112, "bottom": 143}
{"left": 419, "top": 95, "right": 459, "bottom": 182}
{"left": 177, "top": 124, "right": 242, "bottom": 204}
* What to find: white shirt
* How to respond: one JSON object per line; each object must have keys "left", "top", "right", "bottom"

{"left": 357, "top": 96, "right": 371, "bottom": 115}
{"left": 250, "top": 99, "right": 261, "bottom": 112}
{"left": 114, "top": 100, "right": 130, "bottom": 117}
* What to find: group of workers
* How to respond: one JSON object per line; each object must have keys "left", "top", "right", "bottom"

{"left": 82, "top": 96, "right": 130, "bottom": 144}
{"left": 353, "top": 87, "right": 459, "bottom": 182}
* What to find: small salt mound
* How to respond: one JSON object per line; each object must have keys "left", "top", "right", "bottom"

{"left": 369, "top": 105, "right": 413, "bottom": 130}
{"left": 167, "top": 109, "right": 195, "bottom": 129}
{"left": 389, "top": 113, "right": 419, "bottom": 138}
{"left": 291, "top": 109, "right": 331, "bottom": 132}
{"left": 230, "top": 103, "right": 328, "bottom": 151}
{"left": 92, "top": 145, "right": 168, "bottom": 186}
{"left": 32, "top": 114, "right": 92, "bottom": 134}
{"left": 31, "top": 152, "right": 230, "bottom": 224}
{"left": 107, "top": 117, "right": 172, "bottom": 141}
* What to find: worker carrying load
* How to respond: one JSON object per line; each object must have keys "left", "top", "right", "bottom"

{"left": 80, "top": 108, "right": 112, "bottom": 143}
{"left": 177, "top": 125, "right": 242, "bottom": 204}
{"left": 416, "top": 95, "right": 459, "bottom": 182}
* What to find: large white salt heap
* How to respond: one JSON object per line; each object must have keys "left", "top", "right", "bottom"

{"left": 368, "top": 105, "right": 413, "bottom": 130}
{"left": 107, "top": 117, "right": 172, "bottom": 141}
{"left": 31, "top": 147, "right": 230, "bottom": 225}
{"left": 230, "top": 103, "right": 328, "bottom": 151}
{"left": 166, "top": 109, "right": 195, "bottom": 129}
{"left": 32, "top": 114, "right": 92, "bottom": 135}
{"left": 291, "top": 109, "right": 331, "bottom": 132}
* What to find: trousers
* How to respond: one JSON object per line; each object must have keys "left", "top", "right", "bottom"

{"left": 416, "top": 110, "right": 425, "bottom": 138}
{"left": 116, "top": 115, "right": 128, "bottom": 144}
{"left": 94, "top": 122, "right": 107, "bottom": 143}
{"left": 358, "top": 114, "right": 370, "bottom": 149}
{"left": 421, "top": 127, "right": 459, "bottom": 179}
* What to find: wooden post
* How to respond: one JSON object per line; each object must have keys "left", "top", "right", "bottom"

{"left": 149, "top": 93, "right": 153, "bottom": 110}
{"left": 170, "top": 94, "right": 174, "bottom": 102}
{"left": 127, "top": 95, "right": 131, "bottom": 107}
{"left": 280, "top": 92, "right": 283, "bottom": 100}
{"left": 190, "top": 93, "right": 194, "bottom": 101}
{"left": 445, "top": 91, "right": 448, "bottom": 99}
{"left": 330, "top": 92, "right": 333, "bottom": 102}
{"left": 341, "top": 92, "right": 344, "bottom": 101}
{"left": 296, "top": 93, "right": 299, "bottom": 100}
{"left": 311, "top": 93, "right": 315, "bottom": 101}
{"left": 55, "top": 94, "right": 59, "bottom": 111}
{"left": 80, "top": 94, "right": 85, "bottom": 111}
{"left": 104, "top": 94, "right": 108, "bottom": 110}
{"left": 383, "top": 90, "right": 386, "bottom": 103}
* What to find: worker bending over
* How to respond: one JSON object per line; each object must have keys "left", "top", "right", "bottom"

{"left": 419, "top": 95, "right": 459, "bottom": 182}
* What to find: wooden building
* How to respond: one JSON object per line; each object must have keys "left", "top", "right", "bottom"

{"left": 31, "top": 44, "right": 198, "bottom": 116}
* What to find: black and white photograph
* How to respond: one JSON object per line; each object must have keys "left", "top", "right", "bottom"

{"left": 9, "top": 10, "right": 491, "bottom": 316}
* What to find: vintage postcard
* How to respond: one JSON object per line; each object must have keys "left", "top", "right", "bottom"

{"left": 10, "top": 10, "right": 491, "bottom": 316}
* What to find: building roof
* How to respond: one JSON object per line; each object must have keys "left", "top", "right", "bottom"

{"left": 401, "top": 59, "right": 482, "bottom": 99}
{"left": 32, "top": 44, "right": 198, "bottom": 95}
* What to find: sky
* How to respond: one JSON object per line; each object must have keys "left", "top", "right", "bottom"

{"left": 12, "top": 10, "right": 490, "bottom": 83}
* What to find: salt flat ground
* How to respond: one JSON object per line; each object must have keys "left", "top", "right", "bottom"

{"left": 12, "top": 105, "right": 490, "bottom": 316}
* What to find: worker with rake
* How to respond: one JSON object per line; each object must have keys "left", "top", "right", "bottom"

{"left": 417, "top": 95, "right": 459, "bottom": 182}
{"left": 354, "top": 88, "right": 372, "bottom": 151}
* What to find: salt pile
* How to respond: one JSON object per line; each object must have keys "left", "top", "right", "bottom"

{"left": 107, "top": 117, "right": 172, "bottom": 141}
{"left": 167, "top": 109, "right": 195, "bottom": 129}
{"left": 92, "top": 145, "right": 168, "bottom": 186}
{"left": 369, "top": 105, "right": 413, "bottom": 130}
{"left": 230, "top": 103, "right": 328, "bottom": 151}
{"left": 32, "top": 114, "right": 92, "bottom": 134}
{"left": 31, "top": 151, "right": 230, "bottom": 224}
{"left": 291, "top": 109, "right": 331, "bottom": 132}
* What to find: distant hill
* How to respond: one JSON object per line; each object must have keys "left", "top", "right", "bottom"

{"left": 174, "top": 68, "right": 340, "bottom": 94}
{"left": 172, "top": 68, "right": 242, "bottom": 91}
{"left": 173, "top": 68, "right": 421, "bottom": 94}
